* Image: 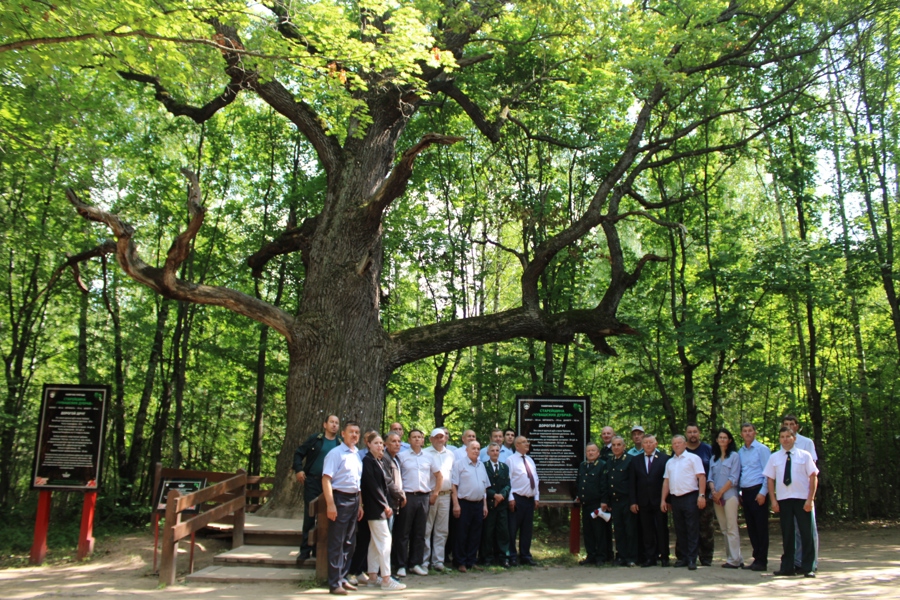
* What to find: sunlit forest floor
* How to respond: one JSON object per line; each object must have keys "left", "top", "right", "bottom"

{"left": 0, "top": 521, "right": 897, "bottom": 599}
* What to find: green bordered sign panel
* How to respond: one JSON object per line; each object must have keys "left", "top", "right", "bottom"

{"left": 31, "top": 384, "right": 110, "bottom": 491}
{"left": 516, "top": 395, "right": 590, "bottom": 503}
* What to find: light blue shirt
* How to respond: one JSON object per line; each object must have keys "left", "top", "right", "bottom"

{"left": 709, "top": 452, "right": 741, "bottom": 502}
{"left": 452, "top": 457, "right": 491, "bottom": 501}
{"left": 322, "top": 443, "right": 362, "bottom": 493}
{"left": 479, "top": 445, "right": 513, "bottom": 464}
{"left": 627, "top": 446, "right": 643, "bottom": 456}
{"left": 738, "top": 440, "right": 771, "bottom": 496}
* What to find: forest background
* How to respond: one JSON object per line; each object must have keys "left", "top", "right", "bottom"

{"left": 1, "top": 0, "right": 898, "bottom": 544}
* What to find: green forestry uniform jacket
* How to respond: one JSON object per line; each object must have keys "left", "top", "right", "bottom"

{"left": 602, "top": 453, "right": 633, "bottom": 505}
{"left": 577, "top": 458, "right": 606, "bottom": 507}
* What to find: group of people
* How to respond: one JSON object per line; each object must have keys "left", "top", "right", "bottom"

{"left": 578, "top": 416, "right": 818, "bottom": 579}
{"left": 293, "top": 418, "right": 538, "bottom": 595}
{"left": 292, "top": 414, "right": 819, "bottom": 595}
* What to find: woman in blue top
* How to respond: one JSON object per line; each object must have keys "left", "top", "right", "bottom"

{"left": 709, "top": 428, "right": 744, "bottom": 568}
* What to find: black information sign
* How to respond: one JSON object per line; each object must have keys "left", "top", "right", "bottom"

{"left": 517, "top": 395, "right": 590, "bottom": 503}
{"left": 156, "top": 479, "right": 207, "bottom": 513}
{"left": 31, "top": 384, "right": 110, "bottom": 491}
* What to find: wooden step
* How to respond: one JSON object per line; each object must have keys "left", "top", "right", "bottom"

{"left": 214, "top": 545, "right": 315, "bottom": 569}
{"left": 186, "top": 565, "right": 315, "bottom": 583}
{"left": 206, "top": 515, "right": 305, "bottom": 546}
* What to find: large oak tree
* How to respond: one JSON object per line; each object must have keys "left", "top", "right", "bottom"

{"left": 2, "top": 0, "right": 867, "bottom": 513}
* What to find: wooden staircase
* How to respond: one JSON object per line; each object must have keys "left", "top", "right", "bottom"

{"left": 187, "top": 515, "right": 317, "bottom": 583}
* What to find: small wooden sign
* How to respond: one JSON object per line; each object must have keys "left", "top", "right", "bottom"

{"left": 155, "top": 478, "right": 206, "bottom": 513}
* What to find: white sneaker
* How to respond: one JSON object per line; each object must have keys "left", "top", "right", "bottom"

{"left": 396, "top": 567, "right": 407, "bottom": 578}
{"left": 432, "top": 562, "right": 444, "bottom": 572}
{"left": 382, "top": 579, "right": 407, "bottom": 591}
{"left": 412, "top": 564, "right": 428, "bottom": 576}
{"left": 357, "top": 573, "right": 370, "bottom": 585}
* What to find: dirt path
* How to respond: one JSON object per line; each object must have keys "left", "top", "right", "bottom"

{"left": 2, "top": 524, "right": 898, "bottom": 600}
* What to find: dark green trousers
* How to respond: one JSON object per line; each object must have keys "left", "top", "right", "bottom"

{"left": 581, "top": 502, "right": 608, "bottom": 562}
{"left": 610, "top": 500, "right": 639, "bottom": 563}
{"left": 481, "top": 503, "right": 510, "bottom": 564}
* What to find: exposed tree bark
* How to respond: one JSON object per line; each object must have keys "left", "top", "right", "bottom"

{"left": 100, "top": 258, "right": 128, "bottom": 488}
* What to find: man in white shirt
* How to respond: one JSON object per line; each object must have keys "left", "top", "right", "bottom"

{"left": 423, "top": 428, "right": 454, "bottom": 571}
{"left": 782, "top": 414, "right": 819, "bottom": 572}
{"left": 764, "top": 426, "right": 819, "bottom": 578}
{"left": 451, "top": 441, "right": 490, "bottom": 572}
{"left": 661, "top": 434, "right": 706, "bottom": 570}
{"left": 505, "top": 436, "right": 540, "bottom": 566}
{"left": 455, "top": 429, "right": 477, "bottom": 461}
{"left": 393, "top": 429, "right": 441, "bottom": 577}
{"left": 321, "top": 421, "right": 363, "bottom": 595}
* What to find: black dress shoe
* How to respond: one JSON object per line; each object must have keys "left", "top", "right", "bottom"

{"left": 641, "top": 560, "right": 656, "bottom": 568}
{"left": 660, "top": 558, "right": 670, "bottom": 567}
{"left": 673, "top": 559, "right": 689, "bottom": 568}
{"left": 722, "top": 563, "right": 741, "bottom": 569}
{"left": 298, "top": 548, "right": 312, "bottom": 560}
{"left": 595, "top": 560, "right": 606, "bottom": 567}
{"left": 521, "top": 558, "right": 538, "bottom": 566}
{"left": 616, "top": 558, "right": 628, "bottom": 567}
{"left": 688, "top": 561, "right": 697, "bottom": 571}
{"left": 579, "top": 558, "right": 596, "bottom": 566}
{"left": 508, "top": 559, "right": 518, "bottom": 567}
{"left": 700, "top": 559, "right": 713, "bottom": 567}
{"left": 773, "top": 569, "right": 796, "bottom": 576}
{"left": 749, "top": 562, "right": 767, "bottom": 571}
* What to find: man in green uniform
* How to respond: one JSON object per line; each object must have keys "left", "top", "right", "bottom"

{"left": 602, "top": 436, "right": 638, "bottom": 567}
{"left": 293, "top": 414, "right": 341, "bottom": 560}
{"left": 576, "top": 443, "right": 607, "bottom": 565}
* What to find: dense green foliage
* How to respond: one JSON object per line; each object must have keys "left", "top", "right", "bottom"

{"left": 1, "top": 0, "right": 898, "bottom": 522}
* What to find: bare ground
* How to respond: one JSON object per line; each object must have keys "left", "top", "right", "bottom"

{"left": 1, "top": 523, "right": 898, "bottom": 600}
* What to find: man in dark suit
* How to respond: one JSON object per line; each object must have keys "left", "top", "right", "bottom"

{"left": 629, "top": 434, "right": 670, "bottom": 567}
{"left": 481, "top": 442, "right": 511, "bottom": 567}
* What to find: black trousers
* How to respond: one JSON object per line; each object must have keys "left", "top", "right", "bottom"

{"left": 779, "top": 498, "right": 814, "bottom": 574}
{"left": 508, "top": 494, "right": 535, "bottom": 562}
{"left": 637, "top": 502, "right": 670, "bottom": 562}
{"left": 610, "top": 499, "right": 639, "bottom": 563}
{"left": 581, "top": 501, "right": 607, "bottom": 562}
{"left": 301, "top": 478, "right": 322, "bottom": 551}
{"left": 327, "top": 491, "right": 359, "bottom": 590}
{"left": 455, "top": 499, "right": 484, "bottom": 567}
{"left": 671, "top": 491, "right": 700, "bottom": 562}
{"left": 348, "top": 518, "right": 370, "bottom": 575}
{"left": 741, "top": 484, "right": 769, "bottom": 565}
{"left": 393, "top": 492, "right": 430, "bottom": 569}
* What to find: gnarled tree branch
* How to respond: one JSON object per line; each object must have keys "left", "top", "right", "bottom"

{"left": 66, "top": 172, "right": 297, "bottom": 341}
{"left": 247, "top": 214, "right": 320, "bottom": 277}
{"left": 366, "top": 133, "right": 464, "bottom": 219}
{"left": 119, "top": 71, "right": 245, "bottom": 124}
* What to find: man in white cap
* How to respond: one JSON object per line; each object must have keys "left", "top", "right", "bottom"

{"left": 628, "top": 426, "right": 645, "bottom": 456}
{"left": 423, "top": 427, "right": 455, "bottom": 571}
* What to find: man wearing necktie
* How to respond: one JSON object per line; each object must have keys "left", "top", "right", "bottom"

{"left": 629, "top": 434, "right": 670, "bottom": 567}
{"left": 481, "top": 443, "right": 511, "bottom": 567}
{"left": 505, "top": 436, "right": 540, "bottom": 566}
{"left": 763, "top": 426, "right": 819, "bottom": 578}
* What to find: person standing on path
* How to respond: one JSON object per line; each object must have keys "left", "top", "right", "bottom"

{"left": 293, "top": 414, "right": 341, "bottom": 561}
{"left": 321, "top": 421, "right": 363, "bottom": 595}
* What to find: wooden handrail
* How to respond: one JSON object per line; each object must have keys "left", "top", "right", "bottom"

{"left": 159, "top": 469, "right": 247, "bottom": 586}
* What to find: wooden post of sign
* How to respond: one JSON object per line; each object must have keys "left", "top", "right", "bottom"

{"left": 312, "top": 494, "right": 329, "bottom": 583}
{"left": 77, "top": 491, "right": 98, "bottom": 560}
{"left": 569, "top": 504, "right": 580, "bottom": 554}
{"left": 152, "top": 511, "right": 161, "bottom": 573}
{"left": 30, "top": 490, "right": 53, "bottom": 565}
